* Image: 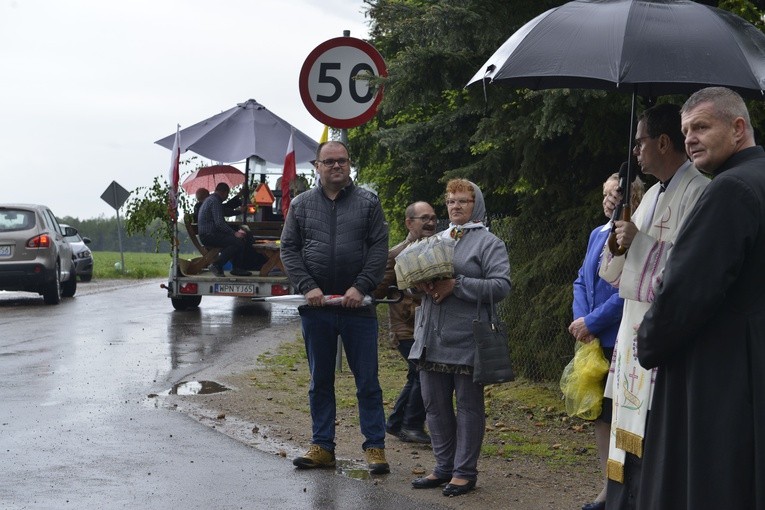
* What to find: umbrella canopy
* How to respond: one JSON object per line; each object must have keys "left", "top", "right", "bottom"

{"left": 180, "top": 164, "right": 245, "bottom": 195}
{"left": 466, "top": 0, "right": 765, "bottom": 255}
{"left": 467, "top": 0, "right": 765, "bottom": 97}
{"left": 155, "top": 99, "right": 319, "bottom": 164}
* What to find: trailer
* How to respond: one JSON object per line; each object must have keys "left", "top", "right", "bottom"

{"left": 162, "top": 215, "right": 292, "bottom": 310}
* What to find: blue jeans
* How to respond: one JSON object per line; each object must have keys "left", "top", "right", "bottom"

{"left": 300, "top": 307, "right": 386, "bottom": 451}
{"left": 386, "top": 340, "right": 426, "bottom": 432}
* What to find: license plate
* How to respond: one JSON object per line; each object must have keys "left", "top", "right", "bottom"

{"left": 0, "top": 245, "right": 11, "bottom": 258}
{"left": 214, "top": 283, "right": 255, "bottom": 296}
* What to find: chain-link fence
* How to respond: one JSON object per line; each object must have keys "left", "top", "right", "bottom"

{"left": 490, "top": 215, "right": 584, "bottom": 383}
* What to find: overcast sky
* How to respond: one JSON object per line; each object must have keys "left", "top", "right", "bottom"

{"left": 0, "top": 0, "right": 370, "bottom": 219}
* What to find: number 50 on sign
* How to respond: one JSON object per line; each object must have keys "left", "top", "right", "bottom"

{"left": 299, "top": 37, "right": 387, "bottom": 129}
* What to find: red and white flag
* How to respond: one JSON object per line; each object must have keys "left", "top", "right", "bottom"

{"left": 281, "top": 131, "right": 296, "bottom": 218}
{"left": 167, "top": 125, "right": 181, "bottom": 222}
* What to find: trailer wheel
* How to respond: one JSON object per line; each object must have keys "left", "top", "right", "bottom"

{"left": 171, "top": 295, "right": 202, "bottom": 310}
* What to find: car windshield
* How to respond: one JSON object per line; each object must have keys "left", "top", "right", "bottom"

{"left": 0, "top": 209, "right": 35, "bottom": 232}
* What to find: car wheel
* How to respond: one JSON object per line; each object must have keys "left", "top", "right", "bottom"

{"left": 43, "top": 262, "right": 62, "bottom": 305}
{"left": 171, "top": 295, "right": 202, "bottom": 310}
{"left": 62, "top": 267, "right": 77, "bottom": 297}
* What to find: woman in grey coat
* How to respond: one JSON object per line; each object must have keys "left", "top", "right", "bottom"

{"left": 409, "top": 179, "right": 511, "bottom": 497}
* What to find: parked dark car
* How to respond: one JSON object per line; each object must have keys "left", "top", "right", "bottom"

{"left": 0, "top": 204, "right": 77, "bottom": 304}
{"left": 60, "top": 223, "right": 93, "bottom": 282}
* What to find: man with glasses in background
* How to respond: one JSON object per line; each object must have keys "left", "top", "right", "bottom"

{"left": 281, "top": 141, "right": 391, "bottom": 475}
{"left": 598, "top": 103, "right": 709, "bottom": 510}
{"left": 375, "top": 201, "right": 437, "bottom": 444}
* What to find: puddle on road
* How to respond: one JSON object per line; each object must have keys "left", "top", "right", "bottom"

{"left": 168, "top": 380, "right": 230, "bottom": 395}
{"left": 336, "top": 459, "right": 371, "bottom": 480}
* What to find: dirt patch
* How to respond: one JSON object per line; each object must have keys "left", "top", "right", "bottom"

{"left": 162, "top": 329, "right": 603, "bottom": 510}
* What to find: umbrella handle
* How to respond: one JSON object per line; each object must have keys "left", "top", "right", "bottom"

{"left": 253, "top": 287, "right": 404, "bottom": 305}
{"left": 607, "top": 205, "right": 631, "bottom": 256}
{"left": 608, "top": 158, "right": 633, "bottom": 256}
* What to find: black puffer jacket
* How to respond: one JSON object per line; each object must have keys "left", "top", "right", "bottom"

{"left": 280, "top": 181, "right": 388, "bottom": 315}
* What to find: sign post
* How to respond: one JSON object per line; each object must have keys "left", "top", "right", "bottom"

{"left": 299, "top": 36, "right": 387, "bottom": 129}
{"left": 100, "top": 180, "right": 130, "bottom": 274}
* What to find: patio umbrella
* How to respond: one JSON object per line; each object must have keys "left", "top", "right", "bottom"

{"left": 155, "top": 99, "right": 319, "bottom": 165}
{"left": 180, "top": 164, "right": 245, "bottom": 195}
{"left": 466, "top": 0, "right": 765, "bottom": 251}
{"left": 156, "top": 99, "right": 320, "bottom": 220}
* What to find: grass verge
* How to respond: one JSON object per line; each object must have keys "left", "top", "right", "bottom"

{"left": 251, "top": 308, "right": 596, "bottom": 468}
{"left": 92, "top": 251, "right": 196, "bottom": 279}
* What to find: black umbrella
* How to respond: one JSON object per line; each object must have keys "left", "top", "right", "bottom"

{"left": 467, "top": 0, "right": 765, "bottom": 96}
{"left": 466, "top": 0, "right": 765, "bottom": 252}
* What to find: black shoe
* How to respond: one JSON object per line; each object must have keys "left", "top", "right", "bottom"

{"left": 207, "top": 264, "right": 224, "bottom": 276}
{"left": 412, "top": 476, "right": 450, "bottom": 489}
{"left": 229, "top": 268, "right": 252, "bottom": 276}
{"left": 385, "top": 425, "right": 400, "bottom": 437}
{"left": 398, "top": 428, "right": 431, "bottom": 444}
{"left": 582, "top": 502, "right": 606, "bottom": 510}
{"left": 442, "top": 480, "right": 476, "bottom": 497}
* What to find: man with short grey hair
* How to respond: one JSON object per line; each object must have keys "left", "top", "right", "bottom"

{"left": 376, "top": 201, "right": 437, "bottom": 444}
{"left": 636, "top": 87, "right": 765, "bottom": 509}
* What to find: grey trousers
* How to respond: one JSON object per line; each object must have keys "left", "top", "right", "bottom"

{"left": 420, "top": 370, "right": 485, "bottom": 481}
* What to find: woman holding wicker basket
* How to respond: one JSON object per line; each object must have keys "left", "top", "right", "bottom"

{"left": 405, "top": 178, "right": 511, "bottom": 497}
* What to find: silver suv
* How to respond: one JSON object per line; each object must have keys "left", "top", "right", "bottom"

{"left": 0, "top": 204, "right": 77, "bottom": 304}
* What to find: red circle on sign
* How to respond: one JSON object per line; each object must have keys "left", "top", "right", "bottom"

{"left": 299, "top": 37, "right": 387, "bottom": 129}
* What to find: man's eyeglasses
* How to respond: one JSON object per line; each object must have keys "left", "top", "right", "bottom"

{"left": 317, "top": 158, "right": 350, "bottom": 167}
{"left": 633, "top": 136, "right": 653, "bottom": 152}
{"left": 446, "top": 199, "right": 474, "bottom": 207}
{"left": 410, "top": 215, "right": 438, "bottom": 222}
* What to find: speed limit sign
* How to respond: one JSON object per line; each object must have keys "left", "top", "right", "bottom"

{"left": 299, "top": 37, "right": 387, "bottom": 129}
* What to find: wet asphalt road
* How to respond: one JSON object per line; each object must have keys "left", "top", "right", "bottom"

{"left": 0, "top": 279, "right": 446, "bottom": 510}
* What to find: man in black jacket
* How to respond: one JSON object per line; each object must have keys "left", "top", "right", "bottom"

{"left": 197, "top": 182, "right": 251, "bottom": 277}
{"left": 637, "top": 87, "right": 765, "bottom": 509}
{"left": 280, "top": 141, "right": 390, "bottom": 475}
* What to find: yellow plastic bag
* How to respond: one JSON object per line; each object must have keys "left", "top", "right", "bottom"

{"left": 559, "top": 339, "right": 610, "bottom": 420}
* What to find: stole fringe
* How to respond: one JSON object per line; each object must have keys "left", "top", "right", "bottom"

{"left": 615, "top": 428, "right": 643, "bottom": 458}
{"left": 607, "top": 459, "right": 624, "bottom": 483}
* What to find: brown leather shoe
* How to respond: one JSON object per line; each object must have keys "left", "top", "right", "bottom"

{"left": 292, "top": 444, "right": 335, "bottom": 469}
{"left": 365, "top": 447, "right": 390, "bottom": 474}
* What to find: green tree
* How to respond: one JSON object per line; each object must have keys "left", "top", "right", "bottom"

{"left": 122, "top": 175, "right": 189, "bottom": 252}
{"left": 122, "top": 157, "right": 204, "bottom": 252}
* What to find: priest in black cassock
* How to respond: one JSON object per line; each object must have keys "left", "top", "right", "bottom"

{"left": 637, "top": 87, "right": 765, "bottom": 510}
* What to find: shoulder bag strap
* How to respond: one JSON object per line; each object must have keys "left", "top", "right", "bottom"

{"left": 475, "top": 280, "right": 497, "bottom": 325}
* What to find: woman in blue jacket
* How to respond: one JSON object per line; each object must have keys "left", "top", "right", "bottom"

{"left": 570, "top": 171, "right": 644, "bottom": 510}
